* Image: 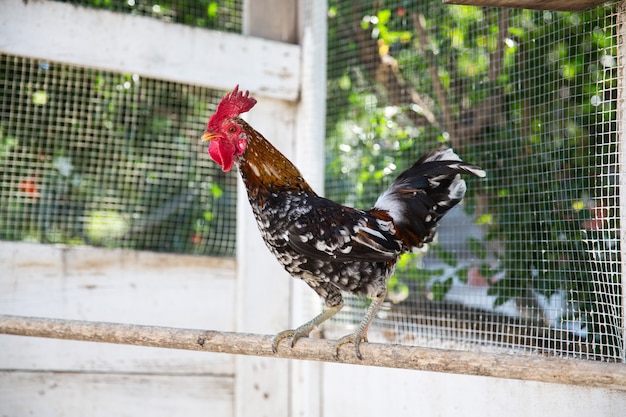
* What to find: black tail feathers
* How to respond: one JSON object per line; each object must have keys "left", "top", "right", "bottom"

{"left": 373, "top": 148, "right": 485, "bottom": 247}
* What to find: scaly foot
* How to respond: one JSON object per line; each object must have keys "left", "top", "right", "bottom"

{"left": 334, "top": 290, "right": 387, "bottom": 360}
{"left": 271, "top": 324, "right": 314, "bottom": 353}
{"left": 271, "top": 304, "right": 343, "bottom": 353}
{"left": 334, "top": 331, "right": 368, "bottom": 360}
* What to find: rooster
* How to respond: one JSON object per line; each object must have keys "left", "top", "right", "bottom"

{"left": 202, "top": 86, "right": 485, "bottom": 359}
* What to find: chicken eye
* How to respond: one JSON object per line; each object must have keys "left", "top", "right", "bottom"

{"left": 228, "top": 126, "right": 237, "bottom": 133}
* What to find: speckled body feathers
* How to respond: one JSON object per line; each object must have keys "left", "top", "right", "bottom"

{"left": 247, "top": 189, "right": 400, "bottom": 307}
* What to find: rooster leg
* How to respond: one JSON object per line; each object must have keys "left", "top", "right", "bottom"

{"left": 271, "top": 304, "right": 343, "bottom": 353}
{"left": 334, "top": 288, "right": 387, "bottom": 360}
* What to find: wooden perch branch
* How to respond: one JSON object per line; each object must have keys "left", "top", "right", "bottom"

{"left": 2, "top": 314, "right": 626, "bottom": 391}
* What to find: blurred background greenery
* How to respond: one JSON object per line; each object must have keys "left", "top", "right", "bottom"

{"left": 324, "top": 1, "right": 620, "bottom": 359}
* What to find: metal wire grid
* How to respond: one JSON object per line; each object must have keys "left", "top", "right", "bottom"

{"left": 325, "top": 1, "right": 622, "bottom": 361}
{"left": 54, "top": 0, "right": 243, "bottom": 32}
{"left": 0, "top": 54, "right": 237, "bottom": 256}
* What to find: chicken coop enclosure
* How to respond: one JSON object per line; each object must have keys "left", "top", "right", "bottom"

{"left": 325, "top": 1, "right": 624, "bottom": 363}
{"left": 1, "top": 0, "right": 626, "bottom": 416}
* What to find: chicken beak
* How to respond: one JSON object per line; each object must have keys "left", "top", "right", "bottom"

{"left": 201, "top": 131, "right": 218, "bottom": 142}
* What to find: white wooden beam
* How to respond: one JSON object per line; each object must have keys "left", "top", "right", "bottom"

{"left": 0, "top": 241, "right": 237, "bottom": 416}
{"left": 2, "top": 371, "right": 234, "bottom": 417}
{"left": 234, "top": 2, "right": 327, "bottom": 415}
{"left": 234, "top": 98, "right": 293, "bottom": 417}
{"left": 289, "top": 2, "right": 328, "bottom": 417}
{"left": 0, "top": 241, "right": 237, "bottom": 375}
{"left": 0, "top": 0, "right": 301, "bottom": 101}
{"left": 234, "top": 1, "right": 301, "bottom": 416}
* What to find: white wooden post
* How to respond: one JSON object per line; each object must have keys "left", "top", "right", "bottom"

{"left": 234, "top": 101, "right": 294, "bottom": 417}
{"left": 290, "top": 2, "right": 328, "bottom": 417}
{"left": 236, "top": 2, "right": 327, "bottom": 416}
{"left": 236, "top": 2, "right": 303, "bottom": 417}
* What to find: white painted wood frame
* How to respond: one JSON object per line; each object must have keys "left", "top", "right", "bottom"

{"left": 0, "top": 0, "right": 300, "bottom": 100}
{"left": 235, "top": 1, "right": 326, "bottom": 417}
{"left": 0, "top": 242, "right": 238, "bottom": 416}
{"left": 2, "top": 1, "right": 625, "bottom": 416}
{"left": 0, "top": 0, "right": 328, "bottom": 416}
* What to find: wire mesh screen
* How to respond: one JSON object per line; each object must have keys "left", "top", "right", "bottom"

{"left": 54, "top": 0, "right": 242, "bottom": 32}
{"left": 0, "top": 54, "right": 238, "bottom": 256}
{"left": 325, "top": 2, "right": 623, "bottom": 361}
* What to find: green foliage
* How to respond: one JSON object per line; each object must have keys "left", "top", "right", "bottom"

{"left": 0, "top": 55, "right": 237, "bottom": 256}
{"left": 326, "top": 1, "right": 621, "bottom": 357}
{"left": 326, "top": 89, "right": 423, "bottom": 207}
{"left": 85, "top": 210, "right": 128, "bottom": 246}
{"left": 57, "top": 0, "right": 242, "bottom": 31}
{"left": 468, "top": 8, "right": 621, "bottom": 355}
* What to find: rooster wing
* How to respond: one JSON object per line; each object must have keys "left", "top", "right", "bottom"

{"left": 285, "top": 200, "right": 403, "bottom": 262}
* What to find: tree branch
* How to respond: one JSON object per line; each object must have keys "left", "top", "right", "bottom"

{"left": 376, "top": 53, "right": 440, "bottom": 127}
{"left": 489, "top": 8, "right": 509, "bottom": 82}
{"left": 411, "top": 10, "right": 512, "bottom": 148}
{"left": 2, "top": 314, "right": 626, "bottom": 391}
{"left": 412, "top": 12, "right": 455, "bottom": 137}
{"left": 349, "top": 3, "right": 438, "bottom": 128}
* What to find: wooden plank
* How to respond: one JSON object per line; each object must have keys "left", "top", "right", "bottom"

{"left": 0, "top": 371, "right": 233, "bottom": 417}
{"left": 289, "top": 2, "right": 328, "bottom": 417}
{"left": 443, "top": 0, "right": 606, "bottom": 11}
{"left": 0, "top": 0, "right": 300, "bottom": 100}
{"left": 295, "top": 0, "right": 327, "bottom": 195}
{"left": 233, "top": 93, "right": 293, "bottom": 417}
{"left": 231, "top": 2, "right": 301, "bottom": 416}
{"left": 243, "top": 0, "right": 298, "bottom": 43}
{"left": 0, "top": 242, "right": 236, "bottom": 375}
{"left": 321, "top": 364, "right": 626, "bottom": 417}
{"left": 0, "top": 242, "right": 235, "bottom": 328}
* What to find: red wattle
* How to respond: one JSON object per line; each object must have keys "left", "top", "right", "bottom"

{"left": 208, "top": 140, "right": 235, "bottom": 172}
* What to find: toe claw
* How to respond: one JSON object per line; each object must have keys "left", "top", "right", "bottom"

{"left": 272, "top": 326, "right": 313, "bottom": 353}
{"left": 271, "top": 329, "right": 295, "bottom": 353}
{"left": 333, "top": 332, "right": 366, "bottom": 360}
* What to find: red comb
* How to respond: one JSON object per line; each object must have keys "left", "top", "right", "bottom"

{"left": 207, "top": 85, "right": 257, "bottom": 130}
